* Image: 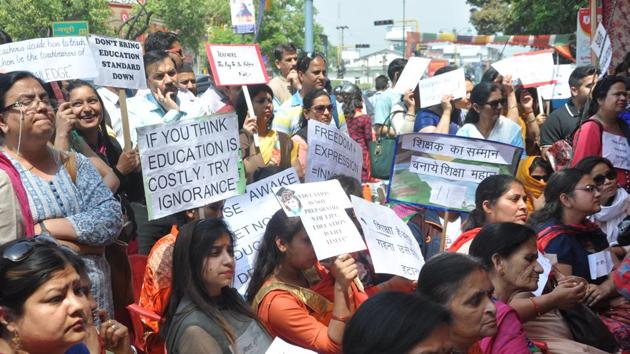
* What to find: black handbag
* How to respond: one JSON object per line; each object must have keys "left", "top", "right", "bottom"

{"left": 559, "top": 303, "right": 618, "bottom": 352}
{"left": 369, "top": 112, "right": 398, "bottom": 180}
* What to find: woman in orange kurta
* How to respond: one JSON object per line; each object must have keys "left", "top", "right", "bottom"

{"left": 246, "top": 210, "right": 358, "bottom": 354}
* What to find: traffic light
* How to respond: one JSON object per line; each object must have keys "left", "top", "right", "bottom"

{"left": 374, "top": 19, "right": 394, "bottom": 26}
{"left": 355, "top": 44, "right": 370, "bottom": 48}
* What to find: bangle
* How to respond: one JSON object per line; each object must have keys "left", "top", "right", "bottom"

{"left": 529, "top": 297, "right": 543, "bottom": 317}
{"left": 405, "top": 113, "right": 415, "bottom": 117}
{"left": 508, "top": 105, "right": 518, "bottom": 110}
{"left": 330, "top": 314, "right": 351, "bottom": 323}
{"left": 526, "top": 116, "right": 536, "bottom": 123}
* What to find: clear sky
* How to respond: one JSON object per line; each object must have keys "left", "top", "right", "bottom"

{"left": 314, "top": 0, "right": 475, "bottom": 55}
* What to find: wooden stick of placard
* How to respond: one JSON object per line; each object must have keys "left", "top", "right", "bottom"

{"left": 118, "top": 88, "right": 132, "bottom": 150}
{"left": 440, "top": 210, "right": 450, "bottom": 252}
{"left": 242, "top": 85, "right": 259, "bottom": 146}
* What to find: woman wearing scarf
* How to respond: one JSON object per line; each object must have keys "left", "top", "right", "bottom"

{"left": 0, "top": 151, "right": 34, "bottom": 242}
{"left": 516, "top": 156, "right": 553, "bottom": 213}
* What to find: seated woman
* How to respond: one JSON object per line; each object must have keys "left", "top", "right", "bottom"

{"left": 416, "top": 252, "right": 498, "bottom": 353}
{"left": 470, "top": 223, "right": 607, "bottom": 354}
{"left": 0, "top": 239, "right": 90, "bottom": 354}
{"left": 0, "top": 71, "right": 122, "bottom": 317}
{"left": 236, "top": 84, "right": 299, "bottom": 183}
{"left": 342, "top": 292, "right": 452, "bottom": 354}
{"left": 516, "top": 156, "right": 553, "bottom": 213}
{"left": 162, "top": 218, "right": 271, "bottom": 353}
{"left": 245, "top": 210, "right": 358, "bottom": 354}
{"left": 530, "top": 168, "right": 630, "bottom": 350}
{"left": 576, "top": 156, "right": 630, "bottom": 247}
{"left": 450, "top": 175, "right": 528, "bottom": 253}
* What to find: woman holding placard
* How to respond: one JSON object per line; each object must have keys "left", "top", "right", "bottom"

{"left": 235, "top": 84, "right": 299, "bottom": 183}
{"left": 245, "top": 209, "right": 358, "bottom": 354}
{"left": 571, "top": 76, "right": 630, "bottom": 193}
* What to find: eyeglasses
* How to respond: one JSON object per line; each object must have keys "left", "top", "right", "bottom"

{"left": 312, "top": 104, "right": 333, "bottom": 114}
{"left": 593, "top": 170, "right": 617, "bottom": 186}
{"left": 2, "top": 239, "right": 35, "bottom": 263}
{"left": 485, "top": 98, "right": 507, "bottom": 110}
{"left": 2, "top": 95, "right": 52, "bottom": 113}
{"left": 574, "top": 184, "right": 599, "bottom": 194}
{"left": 531, "top": 174, "right": 549, "bottom": 182}
{"left": 165, "top": 48, "right": 183, "bottom": 57}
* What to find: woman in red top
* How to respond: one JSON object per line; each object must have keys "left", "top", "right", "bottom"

{"left": 339, "top": 84, "right": 372, "bottom": 182}
{"left": 572, "top": 76, "right": 630, "bottom": 192}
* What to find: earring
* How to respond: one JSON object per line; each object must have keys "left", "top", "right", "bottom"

{"left": 10, "top": 329, "right": 22, "bottom": 352}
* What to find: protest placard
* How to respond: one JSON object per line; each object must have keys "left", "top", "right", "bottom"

{"left": 537, "top": 64, "right": 575, "bottom": 100}
{"left": 418, "top": 67, "right": 466, "bottom": 108}
{"left": 137, "top": 113, "right": 243, "bottom": 220}
{"left": 305, "top": 120, "right": 363, "bottom": 183}
{"left": 492, "top": 50, "right": 556, "bottom": 88}
{"left": 392, "top": 57, "right": 431, "bottom": 94}
{"left": 351, "top": 196, "right": 424, "bottom": 280}
{"left": 0, "top": 37, "right": 95, "bottom": 82}
{"left": 224, "top": 168, "right": 300, "bottom": 293}
{"left": 591, "top": 23, "right": 612, "bottom": 76}
{"left": 273, "top": 180, "right": 366, "bottom": 260}
{"left": 602, "top": 132, "right": 630, "bottom": 170}
{"left": 265, "top": 337, "right": 316, "bottom": 354}
{"left": 388, "top": 133, "right": 522, "bottom": 212}
{"left": 230, "top": 0, "right": 256, "bottom": 34}
{"left": 88, "top": 35, "right": 146, "bottom": 90}
{"left": 206, "top": 44, "right": 268, "bottom": 86}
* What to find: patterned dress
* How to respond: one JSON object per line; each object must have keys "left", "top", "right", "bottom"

{"left": 346, "top": 113, "right": 372, "bottom": 182}
{"left": 8, "top": 152, "right": 122, "bottom": 316}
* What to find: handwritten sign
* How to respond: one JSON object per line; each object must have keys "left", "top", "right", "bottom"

{"left": 392, "top": 57, "right": 431, "bottom": 94}
{"left": 537, "top": 64, "right": 575, "bottom": 100}
{"left": 265, "top": 337, "right": 316, "bottom": 354}
{"left": 88, "top": 35, "right": 146, "bottom": 90}
{"left": 224, "top": 169, "right": 300, "bottom": 294}
{"left": 388, "top": 133, "right": 522, "bottom": 212}
{"left": 205, "top": 44, "right": 269, "bottom": 86}
{"left": 492, "top": 50, "right": 556, "bottom": 88}
{"left": 273, "top": 180, "right": 367, "bottom": 260}
{"left": 137, "top": 113, "right": 243, "bottom": 220}
{"left": 418, "top": 67, "right": 466, "bottom": 108}
{"left": 0, "top": 37, "right": 95, "bottom": 82}
{"left": 591, "top": 23, "right": 612, "bottom": 76}
{"left": 588, "top": 250, "right": 614, "bottom": 280}
{"left": 351, "top": 196, "right": 424, "bottom": 280}
{"left": 305, "top": 120, "right": 363, "bottom": 183}
{"left": 602, "top": 132, "right": 630, "bottom": 170}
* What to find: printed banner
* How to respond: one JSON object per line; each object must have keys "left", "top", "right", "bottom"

{"left": 388, "top": 133, "right": 522, "bottom": 212}
{"left": 224, "top": 168, "right": 300, "bottom": 294}
{"left": 137, "top": 113, "right": 243, "bottom": 220}
{"left": 230, "top": 0, "right": 256, "bottom": 34}
{"left": 205, "top": 44, "right": 269, "bottom": 86}
{"left": 418, "top": 67, "right": 466, "bottom": 108}
{"left": 0, "top": 37, "right": 95, "bottom": 82}
{"left": 88, "top": 35, "right": 147, "bottom": 90}
{"left": 273, "top": 180, "right": 366, "bottom": 260}
{"left": 305, "top": 120, "right": 363, "bottom": 182}
{"left": 351, "top": 196, "right": 424, "bottom": 280}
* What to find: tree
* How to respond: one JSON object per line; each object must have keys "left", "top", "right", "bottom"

{"left": 469, "top": 0, "right": 509, "bottom": 35}
{"left": 0, "top": 0, "right": 113, "bottom": 40}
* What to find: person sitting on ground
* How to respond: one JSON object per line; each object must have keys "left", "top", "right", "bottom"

{"left": 516, "top": 156, "right": 554, "bottom": 213}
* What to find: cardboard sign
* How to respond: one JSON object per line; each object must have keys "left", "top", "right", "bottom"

{"left": 205, "top": 44, "right": 269, "bottom": 86}
{"left": 588, "top": 250, "right": 614, "bottom": 280}
{"left": 591, "top": 23, "right": 613, "bottom": 75}
{"left": 224, "top": 168, "right": 300, "bottom": 294}
{"left": 230, "top": 0, "right": 256, "bottom": 34}
{"left": 388, "top": 133, "right": 522, "bottom": 212}
{"left": 492, "top": 50, "right": 556, "bottom": 88}
{"left": 88, "top": 35, "right": 146, "bottom": 90}
{"left": 537, "top": 64, "right": 575, "bottom": 100}
{"left": 418, "top": 67, "right": 466, "bottom": 108}
{"left": 602, "top": 131, "right": 630, "bottom": 170}
{"left": 273, "top": 180, "right": 366, "bottom": 260}
{"left": 0, "top": 37, "right": 95, "bottom": 82}
{"left": 265, "top": 337, "right": 316, "bottom": 354}
{"left": 351, "top": 196, "right": 424, "bottom": 280}
{"left": 305, "top": 120, "right": 363, "bottom": 183}
{"left": 392, "top": 57, "right": 431, "bottom": 94}
{"left": 137, "top": 113, "right": 243, "bottom": 220}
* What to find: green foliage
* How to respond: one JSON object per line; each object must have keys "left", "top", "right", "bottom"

{"left": 0, "top": 0, "right": 113, "bottom": 40}
{"left": 469, "top": 0, "right": 509, "bottom": 35}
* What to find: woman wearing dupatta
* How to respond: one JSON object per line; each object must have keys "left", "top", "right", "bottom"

{"left": 516, "top": 156, "right": 553, "bottom": 213}
{"left": 236, "top": 84, "right": 299, "bottom": 183}
{"left": 0, "top": 151, "right": 34, "bottom": 242}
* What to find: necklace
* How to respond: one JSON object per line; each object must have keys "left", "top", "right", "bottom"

{"left": 2, "top": 147, "right": 56, "bottom": 173}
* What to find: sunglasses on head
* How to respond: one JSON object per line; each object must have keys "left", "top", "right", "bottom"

{"left": 311, "top": 104, "right": 333, "bottom": 114}
{"left": 485, "top": 98, "right": 507, "bottom": 110}
{"left": 2, "top": 239, "right": 35, "bottom": 263}
{"left": 593, "top": 170, "right": 617, "bottom": 186}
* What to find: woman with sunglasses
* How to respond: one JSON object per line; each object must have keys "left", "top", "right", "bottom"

{"left": 457, "top": 82, "right": 525, "bottom": 150}
{"left": 572, "top": 76, "right": 630, "bottom": 193}
{"left": 0, "top": 71, "right": 122, "bottom": 318}
{"left": 292, "top": 88, "right": 335, "bottom": 179}
{"left": 0, "top": 239, "right": 91, "bottom": 354}
{"left": 516, "top": 156, "right": 554, "bottom": 213}
{"left": 235, "top": 84, "right": 300, "bottom": 183}
{"left": 576, "top": 156, "right": 630, "bottom": 247}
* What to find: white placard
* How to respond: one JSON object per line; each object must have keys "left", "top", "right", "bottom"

{"left": 533, "top": 252, "right": 552, "bottom": 297}
{"left": 537, "top": 64, "right": 575, "bottom": 100}
{"left": 224, "top": 168, "right": 300, "bottom": 294}
{"left": 206, "top": 44, "right": 269, "bottom": 86}
{"left": 428, "top": 181, "right": 467, "bottom": 209}
{"left": 137, "top": 113, "right": 242, "bottom": 220}
{"left": 591, "top": 23, "right": 612, "bottom": 76}
{"left": 305, "top": 120, "right": 363, "bottom": 183}
{"left": 88, "top": 35, "right": 146, "bottom": 90}
{"left": 265, "top": 337, "right": 316, "bottom": 354}
{"left": 400, "top": 134, "right": 515, "bottom": 165}
{"left": 410, "top": 155, "right": 500, "bottom": 182}
{"left": 273, "top": 180, "right": 366, "bottom": 260}
{"left": 602, "top": 132, "right": 630, "bottom": 171}
{"left": 492, "top": 51, "right": 556, "bottom": 88}
{"left": 0, "top": 37, "right": 96, "bottom": 82}
{"left": 588, "top": 250, "right": 614, "bottom": 280}
{"left": 418, "top": 68, "right": 466, "bottom": 108}
{"left": 351, "top": 196, "right": 424, "bottom": 280}
{"left": 392, "top": 57, "right": 431, "bottom": 94}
